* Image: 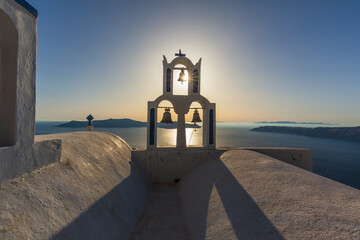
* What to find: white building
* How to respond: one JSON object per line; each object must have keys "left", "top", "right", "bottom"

{"left": 0, "top": 0, "right": 61, "bottom": 183}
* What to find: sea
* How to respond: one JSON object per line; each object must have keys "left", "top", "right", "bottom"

{"left": 35, "top": 121, "right": 360, "bottom": 190}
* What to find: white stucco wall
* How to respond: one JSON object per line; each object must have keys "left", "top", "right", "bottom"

{"left": 0, "top": 0, "right": 36, "bottom": 145}
{"left": 219, "top": 147, "right": 313, "bottom": 171}
{"left": 179, "top": 150, "right": 360, "bottom": 239}
{"left": 1, "top": 133, "right": 358, "bottom": 239}
{"left": 0, "top": 132, "right": 150, "bottom": 240}
{"left": 132, "top": 148, "right": 223, "bottom": 183}
{"left": 0, "top": 0, "right": 61, "bottom": 183}
{"left": 132, "top": 147, "right": 312, "bottom": 184}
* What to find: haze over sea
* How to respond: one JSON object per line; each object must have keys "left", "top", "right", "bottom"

{"left": 35, "top": 121, "right": 360, "bottom": 190}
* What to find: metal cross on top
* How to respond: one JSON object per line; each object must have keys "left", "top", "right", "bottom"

{"left": 175, "top": 49, "right": 186, "bottom": 57}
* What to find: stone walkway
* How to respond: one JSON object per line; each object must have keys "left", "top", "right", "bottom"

{"left": 130, "top": 184, "right": 188, "bottom": 240}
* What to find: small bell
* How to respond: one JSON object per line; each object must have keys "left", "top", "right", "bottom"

{"left": 177, "top": 69, "right": 186, "bottom": 84}
{"left": 160, "top": 108, "right": 173, "bottom": 123}
{"left": 191, "top": 109, "right": 202, "bottom": 123}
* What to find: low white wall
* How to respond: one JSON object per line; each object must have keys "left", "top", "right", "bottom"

{"left": 132, "top": 148, "right": 224, "bottom": 183}
{"left": 222, "top": 147, "right": 313, "bottom": 171}
{"left": 0, "top": 132, "right": 150, "bottom": 240}
{"left": 179, "top": 150, "right": 360, "bottom": 239}
{"left": 132, "top": 147, "right": 312, "bottom": 184}
{"left": 0, "top": 139, "right": 62, "bottom": 184}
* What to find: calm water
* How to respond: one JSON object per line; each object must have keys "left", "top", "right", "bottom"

{"left": 36, "top": 121, "right": 360, "bottom": 189}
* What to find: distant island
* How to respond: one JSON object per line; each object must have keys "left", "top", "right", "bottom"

{"left": 254, "top": 121, "right": 339, "bottom": 125}
{"left": 251, "top": 126, "right": 360, "bottom": 142}
{"left": 56, "top": 118, "right": 200, "bottom": 129}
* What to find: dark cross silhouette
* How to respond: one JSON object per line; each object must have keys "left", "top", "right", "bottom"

{"left": 175, "top": 49, "right": 186, "bottom": 57}
{"left": 86, "top": 114, "right": 94, "bottom": 126}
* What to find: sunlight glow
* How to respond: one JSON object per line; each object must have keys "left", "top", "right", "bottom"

{"left": 186, "top": 128, "right": 193, "bottom": 146}
{"left": 172, "top": 64, "right": 188, "bottom": 95}
{"left": 184, "top": 72, "right": 189, "bottom": 81}
{"left": 186, "top": 127, "right": 203, "bottom": 146}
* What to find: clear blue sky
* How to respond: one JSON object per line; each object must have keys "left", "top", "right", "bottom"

{"left": 27, "top": 0, "right": 360, "bottom": 124}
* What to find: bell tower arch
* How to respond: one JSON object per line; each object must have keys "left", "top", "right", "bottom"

{"left": 162, "top": 51, "right": 202, "bottom": 96}
{"left": 147, "top": 50, "right": 216, "bottom": 149}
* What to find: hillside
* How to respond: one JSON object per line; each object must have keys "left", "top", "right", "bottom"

{"left": 251, "top": 126, "right": 360, "bottom": 142}
{"left": 254, "top": 121, "right": 338, "bottom": 125}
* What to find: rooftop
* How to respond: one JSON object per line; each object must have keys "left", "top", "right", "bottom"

{"left": 14, "top": 0, "right": 37, "bottom": 17}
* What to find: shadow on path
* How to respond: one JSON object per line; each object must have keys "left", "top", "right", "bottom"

{"left": 130, "top": 184, "right": 188, "bottom": 240}
{"left": 181, "top": 152, "right": 285, "bottom": 239}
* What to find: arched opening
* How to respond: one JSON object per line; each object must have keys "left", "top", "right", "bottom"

{"left": 166, "top": 68, "right": 171, "bottom": 92}
{"left": 186, "top": 102, "right": 203, "bottom": 147}
{"left": 149, "top": 108, "right": 155, "bottom": 146}
{"left": 0, "top": 10, "right": 18, "bottom": 147}
{"left": 190, "top": 69, "right": 199, "bottom": 93}
{"left": 173, "top": 64, "right": 188, "bottom": 95}
{"left": 157, "top": 100, "right": 176, "bottom": 147}
{"left": 209, "top": 109, "right": 214, "bottom": 145}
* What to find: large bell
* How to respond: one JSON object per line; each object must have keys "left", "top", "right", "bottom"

{"left": 191, "top": 109, "right": 202, "bottom": 123}
{"left": 177, "top": 69, "right": 186, "bottom": 84}
{"left": 160, "top": 108, "right": 173, "bottom": 123}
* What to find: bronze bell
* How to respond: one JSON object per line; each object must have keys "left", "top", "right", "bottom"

{"left": 177, "top": 69, "right": 186, "bottom": 84}
{"left": 160, "top": 108, "right": 173, "bottom": 123}
{"left": 191, "top": 109, "right": 202, "bottom": 123}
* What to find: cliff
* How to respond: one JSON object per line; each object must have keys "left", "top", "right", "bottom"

{"left": 251, "top": 126, "right": 360, "bottom": 142}
{"left": 254, "top": 121, "right": 338, "bottom": 125}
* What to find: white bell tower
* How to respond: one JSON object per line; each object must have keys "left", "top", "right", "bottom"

{"left": 146, "top": 50, "right": 216, "bottom": 149}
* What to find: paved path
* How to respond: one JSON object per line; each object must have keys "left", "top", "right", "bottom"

{"left": 130, "top": 184, "right": 188, "bottom": 240}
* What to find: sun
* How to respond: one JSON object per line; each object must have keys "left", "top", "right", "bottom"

{"left": 184, "top": 71, "right": 189, "bottom": 81}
